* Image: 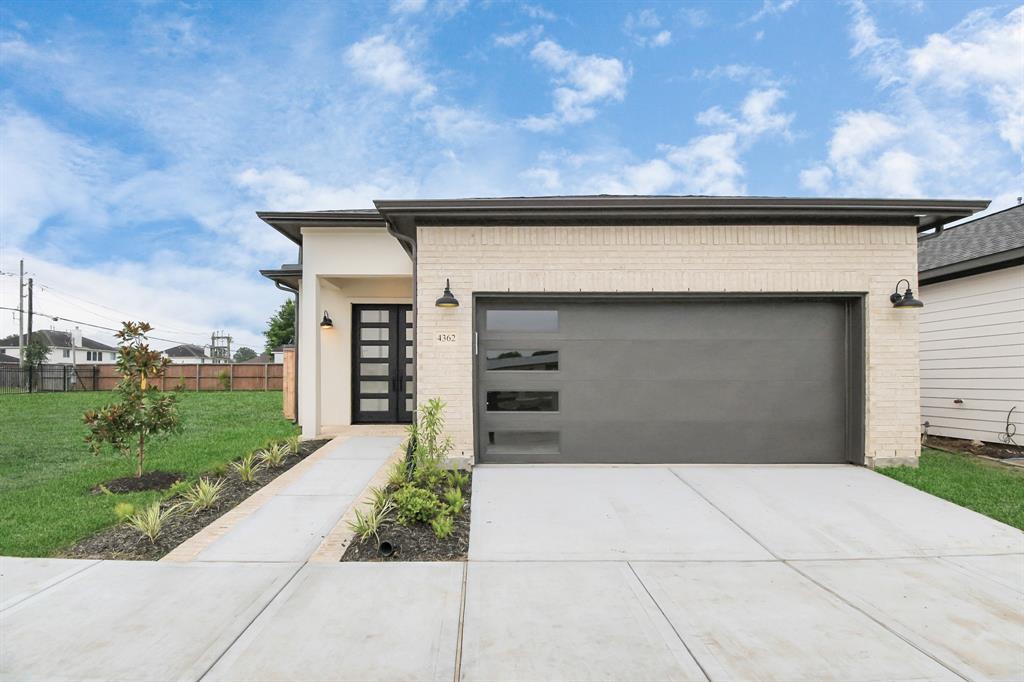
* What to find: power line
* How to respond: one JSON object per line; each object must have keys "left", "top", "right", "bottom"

{"left": 0, "top": 306, "right": 212, "bottom": 349}
{"left": 35, "top": 282, "right": 211, "bottom": 337}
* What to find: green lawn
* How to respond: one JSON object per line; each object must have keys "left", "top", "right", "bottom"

{"left": 0, "top": 391, "right": 297, "bottom": 557}
{"left": 879, "top": 447, "right": 1024, "bottom": 531}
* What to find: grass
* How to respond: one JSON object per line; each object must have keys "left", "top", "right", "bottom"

{"left": 0, "top": 391, "right": 297, "bottom": 557}
{"left": 879, "top": 447, "right": 1024, "bottom": 531}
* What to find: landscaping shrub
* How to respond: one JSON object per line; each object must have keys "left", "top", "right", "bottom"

{"left": 181, "top": 477, "right": 225, "bottom": 512}
{"left": 231, "top": 451, "right": 264, "bottom": 482}
{"left": 393, "top": 484, "right": 440, "bottom": 525}
{"left": 83, "top": 321, "right": 181, "bottom": 478}
{"left": 259, "top": 442, "right": 289, "bottom": 468}
{"left": 430, "top": 514, "right": 454, "bottom": 540}
{"left": 125, "top": 502, "right": 182, "bottom": 543}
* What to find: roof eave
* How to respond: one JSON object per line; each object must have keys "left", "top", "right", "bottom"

{"left": 256, "top": 211, "right": 387, "bottom": 246}
{"left": 919, "top": 247, "right": 1024, "bottom": 285}
{"left": 373, "top": 197, "right": 990, "bottom": 238}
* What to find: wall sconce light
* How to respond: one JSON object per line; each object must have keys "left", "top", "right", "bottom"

{"left": 320, "top": 310, "right": 334, "bottom": 328}
{"left": 435, "top": 278, "right": 460, "bottom": 308}
{"left": 890, "top": 279, "right": 924, "bottom": 309}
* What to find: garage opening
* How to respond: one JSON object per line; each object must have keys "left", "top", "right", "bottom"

{"left": 474, "top": 295, "right": 864, "bottom": 465}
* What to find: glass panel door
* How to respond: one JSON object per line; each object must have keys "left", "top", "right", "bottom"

{"left": 352, "top": 304, "right": 413, "bottom": 424}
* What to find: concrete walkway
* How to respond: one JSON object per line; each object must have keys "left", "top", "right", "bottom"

{"left": 2, "top": 464, "right": 1022, "bottom": 681}
{"left": 182, "top": 435, "right": 402, "bottom": 564}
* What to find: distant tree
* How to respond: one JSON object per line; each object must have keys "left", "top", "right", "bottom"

{"left": 83, "top": 322, "right": 181, "bottom": 478}
{"left": 264, "top": 299, "right": 295, "bottom": 353}
{"left": 233, "top": 346, "right": 257, "bottom": 362}
{"left": 24, "top": 335, "right": 50, "bottom": 367}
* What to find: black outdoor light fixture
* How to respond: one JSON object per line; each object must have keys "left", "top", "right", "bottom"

{"left": 320, "top": 310, "right": 334, "bottom": 328}
{"left": 890, "top": 279, "right": 924, "bottom": 309}
{"left": 435, "top": 278, "right": 460, "bottom": 308}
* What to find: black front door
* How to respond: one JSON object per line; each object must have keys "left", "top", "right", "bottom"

{"left": 352, "top": 304, "right": 413, "bottom": 424}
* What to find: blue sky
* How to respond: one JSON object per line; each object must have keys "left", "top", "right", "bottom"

{"left": 0, "top": 0, "right": 1020, "bottom": 349}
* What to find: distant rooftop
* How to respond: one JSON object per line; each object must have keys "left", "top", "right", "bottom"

{"left": 0, "top": 330, "right": 115, "bottom": 351}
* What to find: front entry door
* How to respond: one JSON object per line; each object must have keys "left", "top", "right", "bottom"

{"left": 352, "top": 304, "right": 413, "bottom": 424}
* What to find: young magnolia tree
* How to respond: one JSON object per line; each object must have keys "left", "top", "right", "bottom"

{"left": 84, "top": 322, "right": 181, "bottom": 478}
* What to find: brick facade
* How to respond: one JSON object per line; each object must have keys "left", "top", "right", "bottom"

{"left": 416, "top": 223, "right": 921, "bottom": 468}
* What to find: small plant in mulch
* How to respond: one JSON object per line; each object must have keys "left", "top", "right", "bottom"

{"left": 342, "top": 398, "right": 472, "bottom": 562}
{"left": 61, "top": 438, "right": 329, "bottom": 561}
{"left": 83, "top": 321, "right": 182, "bottom": 485}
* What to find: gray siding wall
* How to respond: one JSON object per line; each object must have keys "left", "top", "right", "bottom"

{"left": 919, "top": 265, "right": 1024, "bottom": 443}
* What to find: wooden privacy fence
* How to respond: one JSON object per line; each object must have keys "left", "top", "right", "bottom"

{"left": 74, "top": 363, "right": 285, "bottom": 392}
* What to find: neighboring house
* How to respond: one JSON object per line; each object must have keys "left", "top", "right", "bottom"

{"left": 0, "top": 352, "right": 19, "bottom": 365}
{"left": 917, "top": 203, "right": 1024, "bottom": 444}
{"left": 271, "top": 345, "right": 285, "bottom": 363}
{"left": 241, "top": 352, "right": 274, "bottom": 364}
{"left": 162, "top": 344, "right": 216, "bottom": 364}
{"left": 258, "top": 196, "right": 988, "bottom": 469}
{"left": 0, "top": 329, "right": 117, "bottom": 365}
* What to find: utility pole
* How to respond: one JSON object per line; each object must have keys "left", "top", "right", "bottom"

{"left": 26, "top": 277, "right": 33, "bottom": 393}
{"left": 17, "top": 260, "right": 24, "bottom": 367}
{"left": 26, "top": 277, "right": 33, "bottom": 345}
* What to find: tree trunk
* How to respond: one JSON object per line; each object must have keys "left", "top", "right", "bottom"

{"left": 136, "top": 432, "right": 145, "bottom": 478}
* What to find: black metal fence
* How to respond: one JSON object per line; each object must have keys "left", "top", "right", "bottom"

{"left": 0, "top": 364, "right": 102, "bottom": 394}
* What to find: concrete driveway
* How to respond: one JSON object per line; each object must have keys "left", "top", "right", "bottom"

{"left": 2, "top": 464, "right": 1022, "bottom": 681}
{"left": 466, "top": 465, "right": 1024, "bottom": 681}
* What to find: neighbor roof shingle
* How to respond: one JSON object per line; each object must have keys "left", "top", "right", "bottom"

{"left": 918, "top": 204, "right": 1024, "bottom": 273}
{"left": 0, "top": 330, "right": 116, "bottom": 351}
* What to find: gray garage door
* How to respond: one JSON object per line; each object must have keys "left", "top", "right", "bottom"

{"left": 475, "top": 297, "right": 860, "bottom": 464}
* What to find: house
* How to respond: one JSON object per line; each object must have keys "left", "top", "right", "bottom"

{"left": 241, "top": 352, "right": 274, "bottom": 364}
{"left": 258, "top": 196, "right": 989, "bottom": 469}
{"left": 0, "top": 352, "right": 19, "bottom": 365}
{"left": 917, "top": 203, "right": 1024, "bottom": 444}
{"left": 0, "top": 329, "right": 117, "bottom": 365}
{"left": 162, "top": 343, "right": 215, "bottom": 364}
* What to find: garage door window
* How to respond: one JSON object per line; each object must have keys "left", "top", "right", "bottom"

{"left": 486, "top": 390, "right": 559, "bottom": 412}
{"left": 485, "top": 350, "right": 559, "bottom": 371}
{"left": 485, "top": 310, "right": 558, "bottom": 332}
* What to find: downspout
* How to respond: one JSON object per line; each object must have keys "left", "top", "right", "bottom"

{"left": 385, "top": 220, "right": 417, "bottom": 414}
{"left": 274, "top": 280, "right": 299, "bottom": 424}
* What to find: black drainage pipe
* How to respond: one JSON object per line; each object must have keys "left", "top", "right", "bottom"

{"left": 378, "top": 540, "right": 396, "bottom": 557}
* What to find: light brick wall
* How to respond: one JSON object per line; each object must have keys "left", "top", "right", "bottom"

{"left": 416, "top": 223, "right": 921, "bottom": 467}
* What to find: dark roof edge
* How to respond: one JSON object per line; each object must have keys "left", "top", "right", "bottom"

{"left": 919, "top": 247, "right": 1024, "bottom": 286}
{"left": 256, "top": 211, "right": 387, "bottom": 245}
{"left": 373, "top": 196, "right": 989, "bottom": 236}
{"left": 260, "top": 265, "right": 301, "bottom": 292}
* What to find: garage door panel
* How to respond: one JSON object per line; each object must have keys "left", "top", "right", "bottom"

{"left": 559, "top": 339, "right": 844, "bottom": 382}
{"left": 476, "top": 297, "right": 855, "bottom": 464}
{"left": 558, "top": 301, "right": 845, "bottom": 341}
{"left": 560, "top": 420, "right": 843, "bottom": 464}
{"left": 564, "top": 379, "right": 842, "bottom": 423}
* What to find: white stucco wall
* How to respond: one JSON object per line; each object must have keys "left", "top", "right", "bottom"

{"left": 297, "top": 227, "right": 412, "bottom": 437}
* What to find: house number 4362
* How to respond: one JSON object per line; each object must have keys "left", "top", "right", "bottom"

{"left": 436, "top": 332, "right": 457, "bottom": 344}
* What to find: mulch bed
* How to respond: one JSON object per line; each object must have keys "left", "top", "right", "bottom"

{"left": 93, "top": 470, "right": 184, "bottom": 494}
{"left": 926, "top": 435, "right": 1023, "bottom": 461}
{"left": 60, "top": 439, "right": 330, "bottom": 561}
{"left": 341, "top": 475, "right": 472, "bottom": 562}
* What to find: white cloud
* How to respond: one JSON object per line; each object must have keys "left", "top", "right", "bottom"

{"left": 692, "top": 63, "right": 780, "bottom": 87}
{"left": 624, "top": 9, "right": 673, "bottom": 47}
{"left": 494, "top": 25, "right": 544, "bottom": 48}
{"left": 520, "top": 40, "right": 630, "bottom": 131}
{"left": 390, "top": 0, "right": 427, "bottom": 13}
{"left": 344, "top": 35, "right": 436, "bottom": 99}
{"left": 803, "top": 3, "right": 1022, "bottom": 199}
{"left": 420, "top": 105, "right": 498, "bottom": 142}
{"left": 520, "top": 4, "right": 556, "bottom": 21}
{"left": 0, "top": 110, "right": 112, "bottom": 247}
{"left": 522, "top": 87, "right": 793, "bottom": 195}
{"left": 745, "top": 0, "right": 799, "bottom": 24}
